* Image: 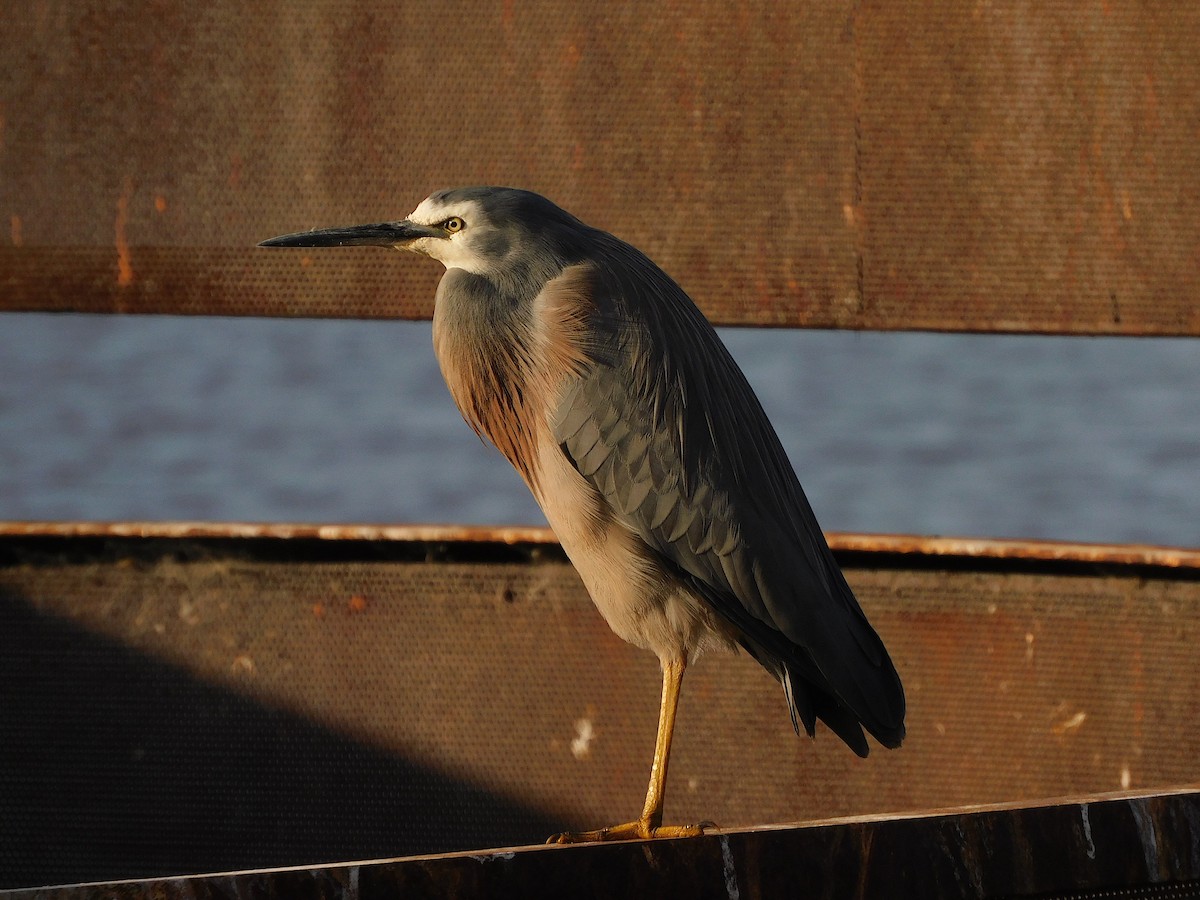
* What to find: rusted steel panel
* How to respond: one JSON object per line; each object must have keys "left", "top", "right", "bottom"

{"left": 3, "top": 4, "right": 1199, "bottom": 333}
{"left": 5, "top": 791, "right": 1198, "bottom": 899}
{"left": 2, "top": 530, "right": 1197, "bottom": 888}
{"left": 857, "top": 4, "right": 1200, "bottom": 336}
{"left": 0, "top": 247, "right": 441, "bottom": 321}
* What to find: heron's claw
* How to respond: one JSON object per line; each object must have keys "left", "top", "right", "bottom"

{"left": 547, "top": 819, "right": 711, "bottom": 844}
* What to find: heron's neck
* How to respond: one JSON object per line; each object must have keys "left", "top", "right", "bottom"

{"left": 431, "top": 267, "right": 545, "bottom": 483}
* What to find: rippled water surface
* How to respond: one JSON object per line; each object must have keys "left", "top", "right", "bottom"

{"left": 1, "top": 314, "right": 1196, "bottom": 546}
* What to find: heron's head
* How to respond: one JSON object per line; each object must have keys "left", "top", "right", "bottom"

{"left": 260, "top": 186, "right": 588, "bottom": 278}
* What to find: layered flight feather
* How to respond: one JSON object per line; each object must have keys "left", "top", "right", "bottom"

{"left": 548, "top": 234, "right": 906, "bottom": 756}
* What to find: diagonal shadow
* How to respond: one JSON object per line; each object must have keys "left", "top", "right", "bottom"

{"left": 0, "top": 591, "right": 562, "bottom": 891}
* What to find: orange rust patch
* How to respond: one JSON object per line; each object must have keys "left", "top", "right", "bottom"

{"left": 115, "top": 178, "right": 135, "bottom": 287}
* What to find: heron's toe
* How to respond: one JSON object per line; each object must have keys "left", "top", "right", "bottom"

{"left": 547, "top": 819, "right": 709, "bottom": 844}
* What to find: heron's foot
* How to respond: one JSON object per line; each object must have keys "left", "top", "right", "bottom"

{"left": 547, "top": 819, "right": 712, "bottom": 844}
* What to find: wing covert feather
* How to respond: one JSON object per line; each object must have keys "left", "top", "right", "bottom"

{"left": 550, "top": 241, "right": 905, "bottom": 750}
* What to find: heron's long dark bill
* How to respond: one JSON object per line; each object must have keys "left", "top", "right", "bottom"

{"left": 258, "top": 220, "right": 439, "bottom": 248}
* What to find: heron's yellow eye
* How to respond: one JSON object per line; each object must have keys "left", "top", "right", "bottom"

{"left": 443, "top": 217, "right": 464, "bottom": 233}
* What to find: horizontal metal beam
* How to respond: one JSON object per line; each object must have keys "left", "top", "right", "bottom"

{"left": 5, "top": 6, "right": 1200, "bottom": 335}
{"left": 3, "top": 521, "right": 1198, "bottom": 570}
{"left": 6, "top": 790, "right": 1198, "bottom": 899}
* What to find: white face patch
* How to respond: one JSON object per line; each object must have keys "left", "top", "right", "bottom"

{"left": 407, "top": 196, "right": 477, "bottom": 228}
{"left": 404, "top": 196, "right": 492, "bottom": 273}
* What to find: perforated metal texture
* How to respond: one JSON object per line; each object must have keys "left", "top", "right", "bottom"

{"left": 3, "top": 3, "right": 1200, "bottom": 332}
{"left": 5, "top": 3, "right": 1200, "bottom": 893}
{"left": 3, "top": 536, "right": 1198, "bottom": 887}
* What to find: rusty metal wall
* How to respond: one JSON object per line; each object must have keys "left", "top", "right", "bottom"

{"left": 2, "top": 2, "right": 1199, "bottom": 332}
{"left": 2, "top": 533, "right": 1197, "bottom": 888}
{"left": 4, "top": 2, "right": 1200, "bottom": 891}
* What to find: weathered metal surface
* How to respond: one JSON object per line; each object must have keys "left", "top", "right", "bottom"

{"left": 4, "top": 790, "right": 1198, "bottom": 899}
{"left": 0, "top": 520, "right": 562, "bottom": 547}
{"left": 0, "top": 246, "right": 440, "bottom": 321}
{"left": 3, "top": 3, "right": 1200, "bottom": 333}
{"left": 2, "top": 530, "right": 1197, "bottom": 888}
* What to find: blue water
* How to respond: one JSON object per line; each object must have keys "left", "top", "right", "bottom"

{"left": 1, "top": 313, "right": 1196, "bottom": 546}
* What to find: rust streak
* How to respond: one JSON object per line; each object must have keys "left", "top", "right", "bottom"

{"left": 115, "top": 177, "right": 135, "bottom": 287}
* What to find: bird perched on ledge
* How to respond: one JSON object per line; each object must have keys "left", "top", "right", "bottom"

{"left": 261, "top": 187, "right": 905, "bottom": 842}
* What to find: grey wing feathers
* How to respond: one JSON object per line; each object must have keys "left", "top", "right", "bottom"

{"left": 552, "top": 238, "right": 905, "bottom": 755}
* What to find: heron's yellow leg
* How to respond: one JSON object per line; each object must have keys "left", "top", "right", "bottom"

{"left": 550, "top": 657, "right": 709, "bottom": 843}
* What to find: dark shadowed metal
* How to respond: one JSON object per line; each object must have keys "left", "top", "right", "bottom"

{"left": 4, "top": 785, "right": 1197, "bottom": 898}
{"left": 261, "top": 187, "right": 905, "bottom": 842}
{"left": 4, "top": 524, "right": 1199, "bottom": 887}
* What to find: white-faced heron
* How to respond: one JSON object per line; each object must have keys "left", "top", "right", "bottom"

{"left": 261, "top": 187, "right": 905, "bottom": 842}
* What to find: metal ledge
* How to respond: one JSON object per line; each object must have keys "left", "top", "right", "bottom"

{"left": 6, "top": 789, "right": 1198, "bottom": 900}
{"left": 3, "top": 521, "right": 1198, "bottom": 570}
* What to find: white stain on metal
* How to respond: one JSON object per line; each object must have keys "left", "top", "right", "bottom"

{"left": 571, "top": 718, "right": 594, "bottom": 760}
{"left": 1053, "top": 710, "right": 1087, "bottom": 734}
{"left": 719, "top": 835, "right": 741, "bottom": 900}
{"left": 348, "top": 865, "right": 360, "bottom": 899}
{"left": 1129, "top": 801, "right": 1160, "bottom": 878}
{"left": 1080, "top": 804, "right": 1096, "bottom": 860}
{"left": 469, "top": 851, "right": 516, "bottom": 863}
